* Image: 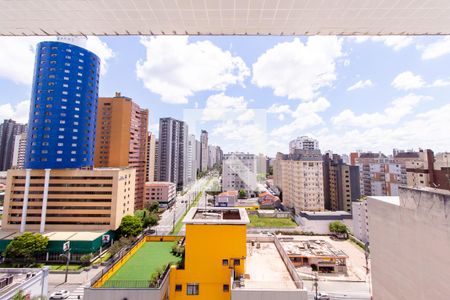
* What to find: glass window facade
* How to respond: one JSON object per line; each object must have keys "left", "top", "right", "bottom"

{"left": 25, "top": 41, "right": 100, "bottom": 169}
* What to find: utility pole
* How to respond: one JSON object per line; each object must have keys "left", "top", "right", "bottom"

{"left": 313, "top": 272, "right": 319, "bottom": 300}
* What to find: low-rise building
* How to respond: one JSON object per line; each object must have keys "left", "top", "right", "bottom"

{"left": 296, "top": 211, "right": 352, "bottom": 234}
{"left": 257, "top": 192, "right": 281, "bottom": 209}
{"left": 144, "top": 181, "right": 176, "bottom": 208}
{"left": 368, "top": 187, "right": 450, "bottom": 300}
{"left": 216, "top": 191, "right": 238, "bottom": 207}
{"left": 280, "top": 239, "right": 348, "bottom": 274}
{"left": 0, "top": 267, "right": 49, "bottom": 299}
{"left": 2, "top": 168, "right": 135, "bottom": 232}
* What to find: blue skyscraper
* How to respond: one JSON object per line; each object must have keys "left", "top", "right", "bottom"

{"left": 25, "top": 41, "right": 100, "bottom": 169}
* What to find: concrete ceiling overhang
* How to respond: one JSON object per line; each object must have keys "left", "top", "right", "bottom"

{"left": 1, "top": 0, "right": 450, "bottom": 36}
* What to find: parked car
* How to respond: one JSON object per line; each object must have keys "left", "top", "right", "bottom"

{"left": 315, "top": 292, "right": 330, "bottom": 300}
{"left": 50, "top": 290, "right": 70, "bottom": 299}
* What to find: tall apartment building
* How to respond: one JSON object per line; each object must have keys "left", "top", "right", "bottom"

{"left": 273, "top": 149, "right": 324, "bottom": 213}
{"left": 406, "top": 149, "right": 450, "bottom": 191}
{"left": 94, "top": 93, "right": 149, "bottom": 209}
{"left": 186, "top": 134, "right": 197, "bottom": 183}
{"left": 323, "top": 153, "right": 360, "bottom": 212}
{"left": 4, "top": 39, "right": 139, "bottom": 234}
{"left": 0, "top": 119, "right": 27, "bottom": 171}
{"left": 289, "top": 136, "right": 319, "bottom": 154}
{"left": 12, "top": 132, "right": 27, "bottom": 169}
{"left": 368, "top": 187, "right": 450, "bottom": 300}
{"left": 26, "top": 41, "right": 99, "bottom": 169}
{"left": 2, "top": 168, "right": 135, "bottom": 232}
{"left": 256, "top": 153, "right": 268, "bottom": 175}
{"left": 352, "top": 199, "right": 369, "bottom": 244}
{"left": 354, "top": 151, "right": 420, "bottom": 196}
{"left": 154, "top": 138, "right": 159, "bottom": 180}
{"left": 207, "top": 145, "right": 223, "bottom": 168}
{"left": 200, "top": 130, "right": 208, "bottom": 172}
{"left": 157, "top": 117, "right": 188, "bottom": 190}
{"left": 222, "top": 152, "right": 257, "bottom": 196}
{"left": 146, "top": 132, "right": 156, "bottom": 182}
{"left": 195, "top": 139, "right": 201, "bottom": 176}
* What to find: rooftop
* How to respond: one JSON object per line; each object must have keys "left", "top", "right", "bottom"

{"left": 0, "top": 230, "right": 107, "bottom": 241}
{"left": 280, "top": 239, "right": 348, "bottom": 258}
{"left": 0, "top": 268, "right": 47, "bottom": 298}
{"left": 238, "top": 242, "right": 296, "bottom": 290}
{"left": 218, "top": 191, "right": 238, "bottom": 197}
{"left": 299, "top": 211, "right": 352, "bottom": 220}
{"left": 184, "top": 207, "right": 250, "bottom": 225}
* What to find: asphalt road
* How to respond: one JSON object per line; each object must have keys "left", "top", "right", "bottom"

{"left": 154, "top": 176, "right": 211, "bottom": 235}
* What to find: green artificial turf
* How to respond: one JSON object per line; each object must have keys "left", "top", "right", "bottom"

{"left": 248, "top": 215, "right": 297, "bottom": 228}
{"left": 106, "top": 242, "right": 180, "bottom": 283}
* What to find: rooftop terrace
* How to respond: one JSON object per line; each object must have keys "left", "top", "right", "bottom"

{"left": 184, "top": 207, "right": 250, "bottom": 225}
{"left": 281, "top": 239, "right": 348, "bottom": 258}
{"left": 239, "top": 242, "right": 296, "bottom": 290}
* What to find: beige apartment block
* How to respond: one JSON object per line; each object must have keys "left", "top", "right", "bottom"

{"left": 144, "top": 181, "right": 176, "bottom": 208}
{"left": 95, "top": 92, "right": 148, "bottom": 210}
{"left": 368, "top": 187, "right": 450, "bottom": 300}
{"left": 2, "top": 168, "right": 135, "bottom": 232}
{"left": 273, "top": 150, "right": 324, "bottom": 213}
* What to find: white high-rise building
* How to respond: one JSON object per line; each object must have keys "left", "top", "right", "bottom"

{"left": 200, "top": 130, "right": 208, "bottom": 172}
{"left": 289, "top": 136, "right": 319, "bottom": 154}
{"left": 273, "top": 149, "right": 325, "bottom": 213}
{"left": 222, "top": 152, "right": 257, "bottom": 196}
{"left": 157, "top": 118, "right": 188, "bottom": 190}
{"left": 145, "top": 132, "right": 156, "bottom": 182}
{"left": 187, "top": 134, "right": 197, "bottom": 183}
{"left": 352, "top": 199, "right": 369, "bottom": 244}
{"left": 12, "top": 132, "right": 27, "bottom": 169}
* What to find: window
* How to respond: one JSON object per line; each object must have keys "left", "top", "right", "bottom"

{"left": 187, "top": 283, "right": 199, "bottom": 295}
{"left": 175, "top": 284, "right": 182, "bottom": 292}
{"left": 233, "top": 259, "right": 240, "bottom": 266}
{"left": 223, "top": 284, "right": 229, "bottom": 292}
{"left": 222, "top": 259, "right": 228, "bottom": 266}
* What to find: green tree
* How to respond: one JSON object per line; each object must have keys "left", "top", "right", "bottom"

{"left": 118, "top": 215, "right": 143, "bottom": 237}
{"left": 144, "top": 213, "right": 159, "bottom": 228}
{"left": 238, "top": 189, "right": 247, "bottom": 199}
{"left": 329, "top": 221, "right": 348, "bottom": 237}
{"left": 147, "top": 201, "right": 160, "bottom": 213}
{"left": 135, "top": 209, "right": 159, "bottom": 228}
{"left": 5, "top": 232, "right": 48, "bottom": 265}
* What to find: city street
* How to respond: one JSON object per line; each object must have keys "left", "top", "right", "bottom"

{"left": 154, "top": 176, "right": 212, "bottom": 235}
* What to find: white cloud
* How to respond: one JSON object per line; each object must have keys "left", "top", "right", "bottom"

{"left": 391, "top": 71, "right": 426, "bottom": 90}
{"left": 421, "top": 37, "right": 450, "bottom": 60}
{"left": 0, "top": 37, "right": 42, "bottom": 85}
{"left": 0, "top": 100, "right": 30, "bottom": 123}
{"left": 201, "top": 93, "right": 248, "bottom": 121}
{"left": 136, "top": 36, "right": 250, "bottom": 104}
{"left": 252, "top": 37, "right": 343, "bottom": 100}
{"left": 347, "top": 79, "right": 373, "bottom": 91}
{"left": 315, "top": 103, "right": 450, "bottom": 154}
{"left": 391, "top": 71, "right": 450, "bottom": 90}
{"left": 331, "top": 94, "right": 430, "bottom": 128}
{"left": 352, "top": 36, "right": 414, "bottom": 51}
{"left": 85, "top": 37, "right": 115, "bottom": 75}
{"left": 267, "top": 103, "right": 292, "bottom": 114}
{"left": 430, "top": 79, "right": 450, "bottom": 87}
{"left": 270, "top": 97, "right": 330, "bottom": 137}
{"left": 0, "top": 36, "right": 114, "bottom": 85}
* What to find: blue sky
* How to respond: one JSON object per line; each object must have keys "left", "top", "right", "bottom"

{"left": 0, "top": 35, "right": 449, "bottom": 156}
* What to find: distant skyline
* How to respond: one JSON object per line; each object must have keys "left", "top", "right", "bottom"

{"left": 0, "top": 35, "right": 449, "bottom": 156}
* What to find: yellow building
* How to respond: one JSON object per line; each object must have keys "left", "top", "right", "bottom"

{"left": 169, "top": 207, "right": 249, "bottom": 300}
{"left": 2, "top": 168, "right": 135, "bottom": 232}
